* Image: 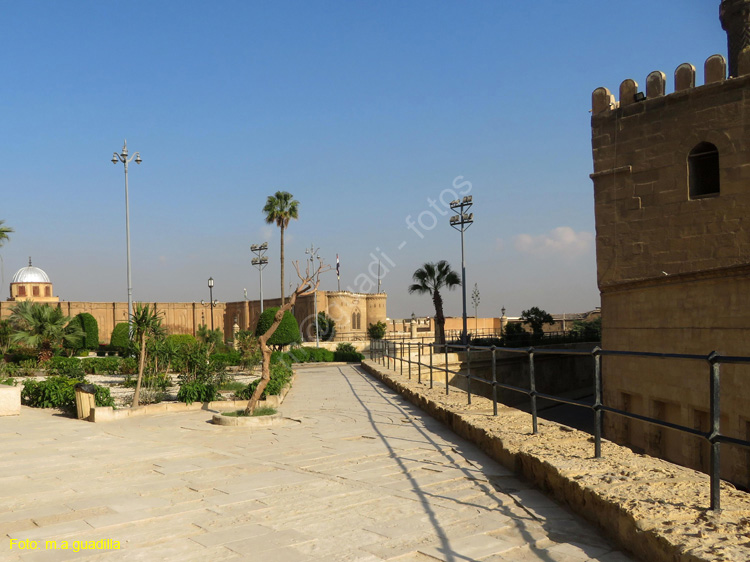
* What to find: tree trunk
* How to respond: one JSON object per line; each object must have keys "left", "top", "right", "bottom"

{"left": 133, "top": 334, "right": 146, "bottom": 407}
{"left": 433, "top": 289, "right": 446, "bottom": 351}
{"left": 280, "top": 224, "right": 285, "bottom": 306}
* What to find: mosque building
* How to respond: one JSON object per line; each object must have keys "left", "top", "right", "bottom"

{"left": 8, "top": 258, "right": 58, "bottom": 303}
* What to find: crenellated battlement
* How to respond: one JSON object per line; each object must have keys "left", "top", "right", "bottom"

{"left": 592, "top": 54, "right": 734, "bottom": 114}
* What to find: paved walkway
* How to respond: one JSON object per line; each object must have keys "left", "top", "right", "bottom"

{"left": 1, "top": 365, "right": 635, "bottom": 561}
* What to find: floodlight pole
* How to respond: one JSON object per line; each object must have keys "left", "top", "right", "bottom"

{"left": 111, "top": 140, "right": 142, "bottom": 334}
{"left": 251, "top": 243, "right": 269, "bottom": 313}
{"left": 449, "top": 196, "right": 474, "bottom": 345}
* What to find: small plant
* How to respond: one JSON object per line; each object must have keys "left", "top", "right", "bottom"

{"left": 22, "top": 377, "right": 113, "bottom": 413}
{"left": 315, "top": 312, "right": 336, "bottom": 341}
{"left": 219, "top": 380, "right": 247, "bottom": 393}
{"left": 120, "top": 357, "right": 138, "bottom": 375}
{"left": 336, "top": 342, "right": 357, "bottom": 354}
{"left": 48, "top": 357, "right": 86, "bottom": 379}
{"left": 17, "top": 359, "right": 38, "bottom": 377}
{"left": 177, "top": 381, "right": 219, "bottom": 405}
{"left": 236, "top": 362, "right": 292, "bottom": 399}
{"left": 0, "top": 376, "right": 17, "bottom": 386}
{"left": 222, "top": 406, "right": 277, "bottom": 417}
{"left": 367, "top": 321, "right": 387, "bottom": 340}
{"left": 122, "top": 372, "right": 171, "bottom": 391}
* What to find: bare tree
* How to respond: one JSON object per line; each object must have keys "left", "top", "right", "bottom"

{"left": 244, "top": 258, "right": 330, "bottom": 415}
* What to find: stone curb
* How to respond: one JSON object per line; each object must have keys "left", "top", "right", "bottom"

{"left": 360, "top": 359, "right": 749, "bottom": 562}
{"left": 211, "top": 411, "right": 284, "bottom": 426}
{"left": 89, "top": 372, "right": 295, "bottom": 423}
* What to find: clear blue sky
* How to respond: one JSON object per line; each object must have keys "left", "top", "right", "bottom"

{"left": 0, "top": 1, "right": 726, "bottom": 319}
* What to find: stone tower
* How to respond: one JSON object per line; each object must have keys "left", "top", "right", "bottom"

{"left": 720, "top": 0, "right": 750, "bottom": 76}
{"left": 590, "top": 4, "right": 750, "bottom": 488}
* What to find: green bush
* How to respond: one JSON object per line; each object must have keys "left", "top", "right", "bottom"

{"left": 211, "top": 350, "right": 242, "bottom": 366}
{"left": 110, "top": 323, "right": 131, "bottom": 353}
{"left": 4, "top": 350, "right": 37, "bottom": 364}
{"left": 122, "top": 372, "right": 171, "bottom": 391}
{"left": 336, "top": 342, "right": 357, "bottom": 354}
{"left": 47, "top": 357, "right": 85, "bottom": 379}
{"left": 82, "top": 357, "right": 121, "bottom": 375}
{"left": 316, "top": 312, "right": 336, "bottom": 341}
{"left": 237, "top": 362, "right": 292, "bottom": 399}
{"left": 120, "top": 357, "right": 138, "bottom": 375}
{"left": 0, "top": 376, "right": 18, "bottom": 386}
{"left": 177, "top": 381, "right": 219, "bottom": 405}
{"left": 68, "top": 313, "right": 99, "bottom": 350}
{"left": 306, "top": 347, "right": 334, "bottom": 362}
{"left": 270, "top": 350, "right": 293, "bottom": 366}
{"left": 333, "top": 351, "right": 364, "bottom": 362}
{"left": 21, "top": 377, "right": 114, "bottom": 412}
{"left": 166, "top": 334, "right": 197, "bottom": 348}
{"left": 285, "top": 347, "right": 310, "bottom": 363}
{"left": 367, "top": 321, "right": 387, "bottom": 340}
{"left": 255, "top": 307, "right": 301, "bottom": 348}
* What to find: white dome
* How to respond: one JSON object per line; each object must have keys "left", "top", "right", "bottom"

{"left": 12, "top": 260, "right": 51, "bottom": 284}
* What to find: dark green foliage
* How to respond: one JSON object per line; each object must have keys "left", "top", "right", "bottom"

{"left": 69, "top": 313, "right": 99, "bottom": 350}
{"left": 520, "top": 307, "right": 555, "bottom": 338}
{"left": 177, "top": 381, "right": 219, "bottom": 405}
{"left": 81, "top": 357, "right": 121, "bottom": 375}
{"left": 237, "top": 362, "right": 292, "bottom": 399}
{"left": 286, "top": 346, "right": 310, "bottom": 363}
{"left": 367, "top": 321, "right": 387, "bottom": 340}
{"left": 316, "top": 312, "right": 336, "bottom": 341}
{"left": 122, "top": 372, "right": 171, "bottom": 391}
{"left": 0, "top": 376, "right": 17, "bottom": 386}
{"left": 305, "top": 347, "right": 334, "bottom": 362}
{"left": 4, "top": 350, "right": 37, "bottom": 364}
{"left": 334, "top": 351, "right": 365, "bottom": 362}
{"left": 47, "top": 357, "right": 86, "bottom": 379}
{"left": 120, "top": 357, "right": 138, "bottom": 375}
{"left": 211, "top": 350, "right": 242, "bottom": 366}
{"left": 502, "top": 322, "right": 532, "bottom": 347}
{"left": 0, "top": 319, "right": 13, "bottom": 352}
{"left": 270, "top": 350, "right": 293, "bottom": 366}
{"left": 196, "top": 324, "right": 224, "bottom": 347}
{"left": 110, "top": 323, "right": 131, "bottom": 353}
{"left": 165, "top": 334, "right": 197, "bottom": 348}
{"left": 336, "top": 342, "right": 357, "bottom": 354}
{"left": 255, "top": 307, "right": 301, "bottom": 348}
{"left": 569, "top": 317, "right": 602, "bottom": 341}
{"left": 21, "top": 377, "right": 114, "bottom": 412}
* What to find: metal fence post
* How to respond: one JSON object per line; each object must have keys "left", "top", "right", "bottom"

{"left": 467, "top": 344, "right": 472, "bottom": 405}
{"left": 418, "top": 342, "right": 422, "bottom": 384}
{"left": 429, "top": 342, "right": 433, "bottom": 389}
{"left": 400, "top": 342, "right": 404, "bottom": 376}
{"left": 445, "top": 344, "right": 450, "bottom": 395}
{"left": 407, "top": 342, "right": 411, "bottom": 379}
{"left": 529, "top": 348, "right": 538, "bottom": 435}
{"left": 708, "top": 351, "right": 721, "bottom": 512}
{"left": 593, "top": 347, "right": 602, "bottom": 459}
{"left": 491, "top": 345, "right": 497, "bottom": 416}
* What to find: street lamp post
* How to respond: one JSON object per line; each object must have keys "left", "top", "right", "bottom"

{"left": 449, "top": 195, "right": 474, "bottom": 345}
{"left": 251, "top": 243, "right": 269, "bottom": 313}
{"left": 201, "top": 277, "right": 219, "bottom": 332}
{"left": 111, "top": 140, "right": 142, "bottom": 333}
{"left": 305, "top": 244, "right": 320, "bottom": 347}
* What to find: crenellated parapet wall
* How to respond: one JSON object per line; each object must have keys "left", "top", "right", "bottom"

{"left": 592, "top": 54, "right": 731, "bottom": 114}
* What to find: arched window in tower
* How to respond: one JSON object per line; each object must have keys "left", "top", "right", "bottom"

{"left": 352, "top": 308, "right": 361, "bottom": 330}
{"left": 688, "top": 142, "right": 720, "bottom": 198}
{"left": 356, "top": 312, "right": 361, "bottom": 330}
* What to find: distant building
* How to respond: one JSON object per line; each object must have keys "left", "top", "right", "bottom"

{"left": 8, "top": 258, "right": 58, "bottom": 303}
{"left": 591, "top": 0, "right": 750, "bottom": 488}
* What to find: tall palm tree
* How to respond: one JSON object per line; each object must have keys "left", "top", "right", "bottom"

{"left": 0, "top": 220, "right": 13, "bottom": 248}
{"left": 9, "top": 302, "right": 84, "bottom": 362}
{"left": 131, "top": 303, "right": 164, "bottom": 407}
{"left": 263, "top": 191, "right": 299, "bottom": 305}
{"left": 408, "top": 261, "right": 461, "bottom": 349}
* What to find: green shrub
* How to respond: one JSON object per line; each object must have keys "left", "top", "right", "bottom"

{"left": 367, "top": 321, "right": 387, "bottom": 340}
{"left": 17, "top": 359, "right": 38, "bottom": 377}
{"left": 306, "top": 347, "right": 334, "bottom": 362}
{"left": 120, "top": 357, "right": 138, "bottom": 375}
{"left": 177, "top": 381, "right": 219, "bottom": 405}
{"left": 237, "top": 362, "right": 292, "bottom": 399}
{"left": 68, "top": 313, "right": 99, "bottom": 350}
{"left": 122, "top": 372, "right": 171, "bottom": 391}
{"left": 316, "top": 312, "right": 336, "bottom": 341}
{"left": 48, "top": 357, "right": 85, "bottom": 379}
{"left": 5, "top": 350, "right": 37, "bottom": 364}
{"left": 166, "top": 334, "right": 197, "bottom": 348}
{"left": 270, "top": 350, "right": 293, "bottom": 366}
{"left": 333, "top": 351, "right": 364, "bottom": 362}
{"left": 285, "top": 347, "right": 310, "bottom": 363}
{"left": 255, "top": 307, "right": 301, "bottom": 348}
{"left": 110, "top": 323, "right": 131, "bottom": 353}
{"left": 82, "top": 357, "right": 121, "bottom": 375}
{"left": 336, "top": 342, "right": 357, "bottom": 354}
{"left": 0, "top": 376, "right": 17, "bottom": 386}
{"left": 22, "top": 377, "right": 114, "bottom": 412}
{"left": 236, "top": 331, "right": 262, "bottom": 371}
{"left": 211, "top": 350, "right": 242, "bottom": 366}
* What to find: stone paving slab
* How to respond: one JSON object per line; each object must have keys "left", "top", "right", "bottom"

{"left": 1, "top": 365, "right": 635, "bottom": 561}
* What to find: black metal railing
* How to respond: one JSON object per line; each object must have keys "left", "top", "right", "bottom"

{"left": 368, "top": 338, "right": 750, "bottom": 512}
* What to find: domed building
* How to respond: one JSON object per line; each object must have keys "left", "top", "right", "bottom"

{"left": 8, "top": 259, "right": 58, "bottom": 302}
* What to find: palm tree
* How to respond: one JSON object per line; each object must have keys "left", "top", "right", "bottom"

{"left": 263, "top": 191, "right": 299, "bottom": 305}
{"left": 0, "top": 220, "right": 13, "bottom": 248}
{"left": 408, "top": 261, "right": 461, "bottom": 350}
{"left": 9, "top": 302, "right": 84, "bottom": 362}
{"left": 131, "top": 303, "right": 164, "bottom": 407}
